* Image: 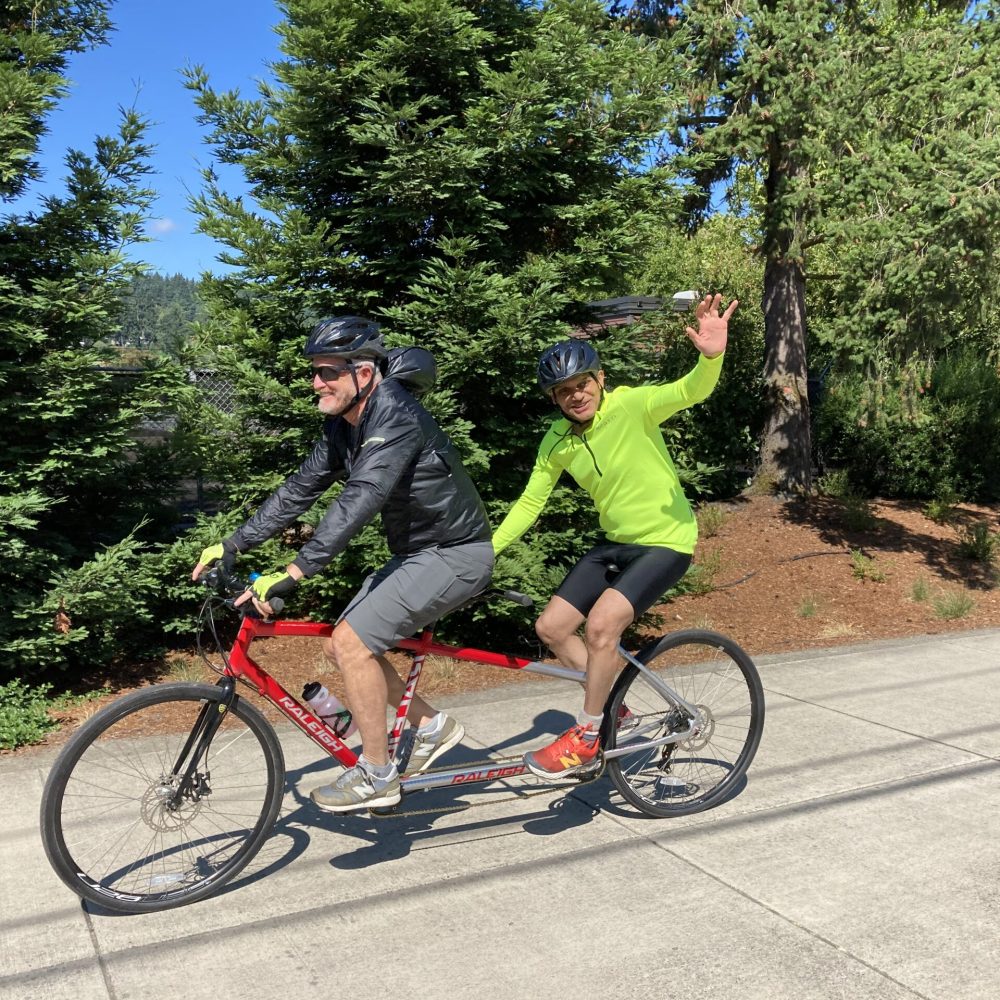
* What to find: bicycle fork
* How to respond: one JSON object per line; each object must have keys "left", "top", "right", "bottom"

{"left": 163, "top": 677, "right": 238, "bottom": 809}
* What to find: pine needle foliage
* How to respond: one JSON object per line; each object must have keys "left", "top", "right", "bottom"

{"left": 0, "top": 3, "right": 189, "bottom": 677}
{"left": 184, "top": 0, "right": 684, "bottom": 639}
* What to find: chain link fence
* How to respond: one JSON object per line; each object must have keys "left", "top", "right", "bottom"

{"left": 188, "top": 369, "right": 238, "bottom": 415}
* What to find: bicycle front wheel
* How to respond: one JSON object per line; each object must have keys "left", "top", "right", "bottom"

{"left": 604, "top": 630, "right": 764, "bottom": 818}
{"left": 40, "top": 682, "right": 285, "bottom": 913}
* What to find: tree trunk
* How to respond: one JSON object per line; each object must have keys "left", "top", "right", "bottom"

{"left": 759, "top": 253, "right": 812, "bottom": 493}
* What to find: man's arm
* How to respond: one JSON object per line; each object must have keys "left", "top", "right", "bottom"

{"left": 643, "top": 293, "right": 737, "bottom": 424}
{"left": 230, "top": 438, "right": 342, "bottom": 553}
{"left": 642, "top": 353, "right": 725, "bottom": 424}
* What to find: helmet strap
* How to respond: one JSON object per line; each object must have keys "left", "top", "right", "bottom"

{"left": 341, "top": 361, "right": 377, "bottom": 415}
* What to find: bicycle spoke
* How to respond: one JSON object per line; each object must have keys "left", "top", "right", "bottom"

{"left": 605, "top": 633, "right": 764, "bottom": 817}
{"left": 42, "top": 683, "right": 283, "bottom": 912}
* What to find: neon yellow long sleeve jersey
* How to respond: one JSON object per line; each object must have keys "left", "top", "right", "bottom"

{"left": 492, "top": 353, "right": 724, "bottom": 556}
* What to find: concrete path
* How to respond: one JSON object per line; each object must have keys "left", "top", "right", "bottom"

{"left": 2, "top": 629, "right": 998, "bottom": 1000}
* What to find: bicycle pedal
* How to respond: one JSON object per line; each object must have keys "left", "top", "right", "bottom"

{"left": 568, "top": 757, "right": 605, "bottom": 782}
{"left": 369, "top": 803, "right": 401, "bottom": 818}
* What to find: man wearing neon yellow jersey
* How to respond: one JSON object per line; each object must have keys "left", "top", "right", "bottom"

{"left": 493, "top": 293, "right": 738, "bottom": 779}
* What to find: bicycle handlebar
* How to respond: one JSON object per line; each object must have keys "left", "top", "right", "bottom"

{"left": 500, "top": 589, "right": 533, "bottom": 608}
{"left": 198, "top": 566, "right": 283, "bottom": 618}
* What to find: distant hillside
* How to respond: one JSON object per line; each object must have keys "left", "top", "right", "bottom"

{"left": 114, "top": 273, "right": 206, "bottom": 354}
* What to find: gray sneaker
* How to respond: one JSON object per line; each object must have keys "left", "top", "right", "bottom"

{"left": 402, "top": 716, "right": 466, "bottom": 777}
{"left": 310, "top": 764, "right": 401, "bottom": 813}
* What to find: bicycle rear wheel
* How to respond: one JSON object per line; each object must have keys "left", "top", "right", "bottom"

{"left": 603, "top": 630, "right": 764, "bottom": 818}
{"left": 40, "top": 682, "right": 285, "bottom": 913}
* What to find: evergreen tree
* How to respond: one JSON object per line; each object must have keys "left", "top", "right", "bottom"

{"left": 116, "top": 272, "right": 206, "bottom": 354}
{"left": 626, "top": 0, "right": 1000, "bottom": 493}
{"left": 185, "top": 0, "right": 681, "bottom": 629}
{"left": 812, "top": 3, "right": 1000, "bottom": 368}
{"left": 0, "top": 2, "right": 173, "bottom": 675}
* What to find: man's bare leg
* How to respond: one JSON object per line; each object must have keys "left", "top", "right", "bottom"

{"left": 535, "top": 595, "right": 587, "bottom": 670}
{"left": 323, "top": 621, "right": 392, "bottom": 766}
{"left": 377, "top": 655, "right": 439, "bottom": 729}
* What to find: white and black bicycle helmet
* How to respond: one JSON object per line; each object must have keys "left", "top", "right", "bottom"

{"left": 537, "top": 339, "right": 601, "bottom": 393}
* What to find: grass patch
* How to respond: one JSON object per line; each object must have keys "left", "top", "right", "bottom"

{"left": 816, "top": 469, "right": 852, "bottom": 499}
{"left": 849, "top": 549, "right": 886, "bottom": 583}
{"left": 696, "top": 504, "right": 727, "bottom": 539}
{"left": 0, "top": 680, "right": 57, "bottom": 750}
{"left": 681, "top": 548, "right": 724, "bottom": 596}
{"left": 842, "top": 495, "right": 878, "bottom": 533}
{"left": 820, "top": 622, "right": 859, "bottom": 640}
{"left": 0, "top": 681, "right": 109, "bottom": 751}
{"left": 923, "top": 494, "right": 958, "bottom": 525}
{"left": 910, "top": 576, "right": 930, "bottom": 602}
{"left": 957, "top": 521, "right": 999, "bottom": 564}
{"left": 165, "top": 655, "right": 207, "bottom": 683}
{"left": 932, "top": 589, "right": 975, "bottom": 620}
{"left": 797, "top": 595, "right": 820, "bottom": 618}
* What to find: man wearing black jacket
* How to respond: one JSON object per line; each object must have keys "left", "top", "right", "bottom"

{"left": 191, "top": 316, "right": 493, "bottom": 812}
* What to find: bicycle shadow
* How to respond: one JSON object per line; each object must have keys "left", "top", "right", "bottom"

{"left": 223, "top": 708, "right": 598, "bottom": 886}
{"left": 218, "top": 715, "right": 756, "bottom": 898}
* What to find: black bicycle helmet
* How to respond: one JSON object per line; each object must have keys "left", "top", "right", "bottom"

{"left": 537, "top": 339, "right": 601, "bottom": 393}
{"left": 304, "top": 315, "right": 388, "bottom": 360}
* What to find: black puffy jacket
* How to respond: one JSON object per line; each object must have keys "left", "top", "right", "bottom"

{"left": 229, "top": 358, "right": 490, "bottom": 576}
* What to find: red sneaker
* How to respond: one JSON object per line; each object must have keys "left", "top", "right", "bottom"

{"left": 616, "top": 703, "right": 638, "bottom": 733}
{"left": 524, "top": 723, "right": 600, "bottom": 781}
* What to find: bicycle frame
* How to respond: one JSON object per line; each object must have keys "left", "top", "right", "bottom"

{"left": 224, "top": 612, "right": 700, "bottom": 795}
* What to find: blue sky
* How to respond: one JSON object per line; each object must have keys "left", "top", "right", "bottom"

{"left": 14, "top": 1, "right": 284, "bottom": 278}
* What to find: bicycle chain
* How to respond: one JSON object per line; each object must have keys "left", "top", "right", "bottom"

{"left": 369, "top": 752, "right": 607, "bottom": 820}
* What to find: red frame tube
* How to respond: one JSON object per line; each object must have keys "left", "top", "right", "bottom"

{"left": 225, "top": 615, "right": 535, "bottom": 770}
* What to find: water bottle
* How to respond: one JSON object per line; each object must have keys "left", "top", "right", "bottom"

{"left": 302, "top": 682, "right": 357, "bottom": 739}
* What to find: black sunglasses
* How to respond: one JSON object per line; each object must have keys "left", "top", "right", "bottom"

{"left": 313, "top": 365, "right": 353, "bottom": 382}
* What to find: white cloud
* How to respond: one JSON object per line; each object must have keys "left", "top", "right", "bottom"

{"left": 150, "top": 217, "right": 177, "bottom": 235}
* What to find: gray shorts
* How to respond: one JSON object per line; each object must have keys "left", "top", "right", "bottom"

{"left": 339, "top": 541, "right": 495, "bottom": 655}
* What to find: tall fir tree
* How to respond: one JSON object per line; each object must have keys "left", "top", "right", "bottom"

{"left": 625, "top": 0, "right": 1000, "bottom": 492}
{"left": 0, "top": 2, "right": 170, "bottom": 675}
{"left": 185, "top": 0, "right": 684, "bottom": 625}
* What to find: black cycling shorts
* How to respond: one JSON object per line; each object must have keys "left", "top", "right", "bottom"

{"left": 554, "top": 542, "right": 692, "bottom": 621}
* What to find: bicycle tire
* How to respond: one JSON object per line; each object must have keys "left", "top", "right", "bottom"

{"left": 40, "top": 682, "right": 285, "bottom": 913}
{"left": 603, "top": 630, "right": 764, "bottom": 818}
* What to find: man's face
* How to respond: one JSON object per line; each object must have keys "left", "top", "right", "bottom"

{"left": 552, "top": 371, "right": 605, "bottom": 424}
{"left": 312, "top": 356, "right": 374, "bottom": 416}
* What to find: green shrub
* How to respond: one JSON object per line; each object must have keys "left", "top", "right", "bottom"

{"left": 0, "top": 680, "right": 57, "bottom": 750}
{"left": 923, "top": 485, "right": 960, "bottom": 525}
{"left": 817, "top": 469, "right": 852, "bottom": 499}
{"left": 933, "top": 589, "right": 975, "bottom": 620}
{"left": 696, "top": 504, "right": 728, "bottom": 539}
{"left": 814, "top": 349, "right": 1000, "bottom": 501}
{"left": 850, "top": 549, "right": 886, "bottom": 583}
{"left": 957, "top": 522, "right": 999, "bottom": 564}
{"left": 676, "top": 548, "right": 724, "bottom": 596}
{"left": 798, "top": 595, "right": 819, "bottom": 618}
{"left": 842, "top": 495, "right": 878, "bottom": 533}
